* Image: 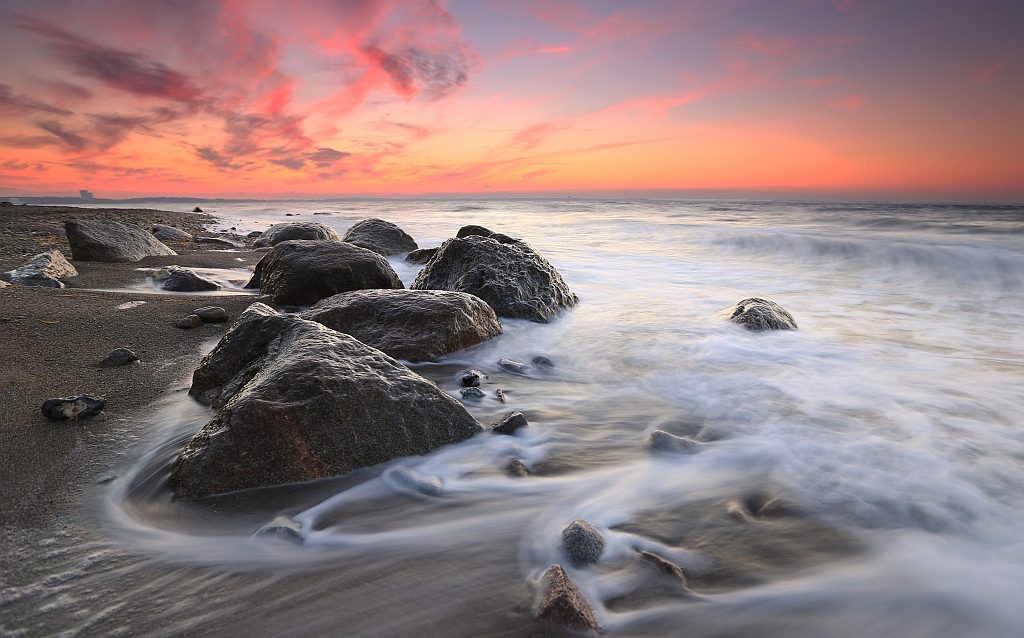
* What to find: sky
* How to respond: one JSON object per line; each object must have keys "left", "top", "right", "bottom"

{"left": 0, "top": 0, "right": 1021, "bottom": 201}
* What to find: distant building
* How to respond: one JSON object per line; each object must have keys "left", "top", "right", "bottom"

{"left": 80, "top": 190, "right": 94, "bottom": 201}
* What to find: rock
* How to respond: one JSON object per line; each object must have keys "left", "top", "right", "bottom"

{"left": 389, "top": 467, "right": 443, "bottom": 496}
{"left": 253, "top": 222, "right": 341, "bottom": 247}
{"left": 639, "top": 551, "right": 687, "bottom": 584}
{"left": 302, "top": 290, "right": 501, "bottom": 363}
{"left": 496, "top": 388, "right": 506, "bottom": 403}
{"left": 0, "top": 201, "right": 13, "bottom": 207}
{"left": 170, "top": 304, "right": 483, "bottom": 498}
{"left": 411, "top": 235, "right": 578, "bottom": 323}
{"left": 162, "top": 267, "right": 220, "bottom": 292}
{"left": 650, "top": 430, "right": 700, "bottom": 454}
{"left": 456, "top": 224, "right": 493, "bottom": 238}
{"left": 193, "top": 206, "right": 204, "bottom": 212}
{"left": 507, "top": 458, "right": 530, "bottom": 477}
{"left": 535, "top": 565, "right": 599, "bottom": 632}
{"left": 151, "top": 224, "right": 192, "bottom": 241}
{"left": 457, "top": 369, "right": 487, "bottom": 387}
{"left": 176, "top": 314, "right": 203, "bottom": 329}
{"left": 532, "top": 355, "right": 555, "bottom": 368}
{"left": 41, "top": 396, "right": 105, "bottom": 421}
{"left": 254, "top": 516, "right": 303, "bottom": 544}
{"left": 405, "top": 247, "right": 438, "bottom": 264}
{"left": 491, "top": 411, "right": 528, "bottom": 435}
{"left": 194, "top": 306, "right": 228, "bottom": 323}
{"left": 497, "top": 358, "right": 527, "bottom": 375}
{"left": 246, "top": 240, "right": 403, "bottom": 306}
{"left": 727, "top": 501, "right": 757, "bottom": 523}
{"left": 460, "top": 387, "right": 485, "bottom": 399}
{"left": 98, "top": 347, "right": 139, "bottom": 368}
{"left": 6, "top": 250, "right": 78, "bottom": 288}
{"left": 490, "top": 233, "right": 520, "bottom": 244}
{"left": 0, "top": 280, "right": 8, "bottom": 288}
{"left": 151, "top": 267, "right": 174, "bottom": 280}
{"left": 195, "top": 236, "right": 244, "bottom": 249}
{"left": 65, "top": 219, "right": 177, "bottom": 262}
{"left": 247, "top": 231, "right": 263, "bottom": 238}
{"left": 342, "top": 218, "right": 418, "bottom": 256}
{"left": 561, "top": 520, "right": 604, "bottom": 566}
{"left": 719, "top": 297, "right": 797, "bottom": 331}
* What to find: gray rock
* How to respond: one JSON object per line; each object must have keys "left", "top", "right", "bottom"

{"left": 301, "top": 289, "right": 501, "bottom": 363}
{"left": 405, "top": 247, "right": 438, "bottom": 264}
{"left": 41, "top": 395, "right": 105, "bottom": 421}
{"left": 176, "top": 314, "right": 203, "bottom": 329}
{"left": 497, "top": 358, "right": 527, "bottom": 375}
{"left": 162, "top": 268, "right": 220, "bottom": 292}
{"left": 254, "top": 516, "right": 303, "bottom": 544}
{"left": 535, "top": 565, "right": 599, "bottom": 631}
{"left": 456, "top": 225, "right": 493, "bottom": 238}
{"left": 639, "top": 551, "right": 687, "bottom": 584}
{"left": 98, "top": 347, "right": 138, "bottom": 368}
{"left": 561, "top": 520, "right": 604, "bottom": 566}
{"left": 532, "top": 355, "right": 555, "bottom": 368}
{"left": 389, "top": 467, "right": 443, "bottom": 496}
{"left": 170, "top": 304, "right": 483, "bottom": 498}
{"left": 411, "top": 235, "right": 578, "bottom": 323}
{"left": 495, "top": 388, "right": 506, "bottom": 403}
{"left": 507, "top": 458, "right": 530, "bottom": 477}
{"left": 247, "top": 231, "right": 263, "bottom": 238}
{"left": 193, "top": 206, "right": 204, "bottom": 212}
{"left": 457, "top": 369, "right": 487, "bottom": 387}
{"left": 253, "top": 222, "right": 341, "bottom": 247}
{"left": 719, "top": 297, "right": 797, "bottom": 331}
{"left": 246, "top": 240, "right": 403, "bottom": 306}
{"left": 194, "top": 306, "right": 228, "bottom": 323}
{"left": 460, "top": 387, "right": 485, "bottom": 399}
{"left": 195, "top": 236, "right": 244, "bottom": 249}
{"left": 6, "top": 250, "right": 77, "bottom": 287}
{"left": 342, "top": 218, "right": 418, "bottom": 256}
{"left": 65, "top": 219, "right": 177, "bottom": 262}
{"left": 151, "top": 224, "right": 192, "bottom": 241}
{"left": 650, "top": 430, "right": 700, "bottom": 454}
{"left": 491, "top": 411, "right": 528, "bottom": 435}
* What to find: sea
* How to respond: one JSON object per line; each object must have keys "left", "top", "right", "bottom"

{"left": 8, "top": 199, "right": 1024, "bottom": 637}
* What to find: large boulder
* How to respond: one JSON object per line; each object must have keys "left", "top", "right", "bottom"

{"left": 162, "top": 267, "right": 220, "bottom": 292}
{"left": 535, "top": 565, "right": 599, "bottom": 631}
{"left": 65, "top": 219, "right": 177, "bottom": 262}
{"left": 170, "top": 304, "right": 483, "bottom": 498}
{"left": 411, "top": 235, "right": 578, "bottom": 323}
{"left": 301, "top": 289, "right": 501, "bottom": 362}
{"left": 718, "top": 298, "right": 797, "bottom": 331}
{"left": 6, "top": 250, "right": 77, "bottom": 287}
{"left": 342, "top": 218, "right": 418, "bottom": 256}
{"left": 253, "top": 221, "right": 340, "bottom": 247}
{"left": 245, "top": 240, "right": 403, "bottom": 306}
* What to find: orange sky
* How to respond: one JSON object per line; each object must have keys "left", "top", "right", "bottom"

{"left": 0, "top": 0, "right": 1021, "bottom": 201}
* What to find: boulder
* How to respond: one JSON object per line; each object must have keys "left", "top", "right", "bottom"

{"left": 41, "top": 395, "right": 105, "bottom": 421}
{"left": 193, "top": 206, "right": 204, "bottom": 212}
{"left": 98, "top": 347, "right": 139, "bottom": 368}
{"left": 6, "top": 250, "right": 77, "bottom": 287}
{"left": 561, "top": 520, "right": 604, "bottom": 566}
{"left": 162, "top": 267, "right": 220, "bottom": 292}
{"left": 170, "top": 304, "right": 483, "bottom": 498}
{"left": 411, "top": 235, "right": 578, "bottom": 323}
{"left": 301, "top": 289, "right": 501, "bottom": 363}
{"left": 151, "top": 224, "right": 192, "bottom": 241}
{"left": 342, "top": 218, "right": 418, "bottom": 256}
{"left": 535, "top": 565, "right": 599, "bottom": 632}
{"left": 65, "top": 219, "right": 177, "bottom": 262}
{"left": 196, "top": 236, "right": 244, "bottom": 249}
{"left": 456, "top": 369, "right": 487, "bottom": 387}
{"left": 456, "top": 225, "right": 493, "bottom": 238}
{"left": 405, "top": 247, "right": 437, "bottom": 264}
{"left": 246, "top": 240, "right": 403, "bottom": 306}
{"left": 253, "top": 222, "right": 340, "bottom": 247}
{"left": 718, "top": 297, "right": 797, "bottom": 331}
{"left": 194, "top": 306, "right": 228, "bottom": 323}
{"left": 491, "top": 411, "right": 528, "bottom": 435}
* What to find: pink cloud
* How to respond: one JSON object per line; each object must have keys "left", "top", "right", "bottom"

{"left": 828, "top": 94, "right": 864, "bottom": 112}
{"left": 967, "top": 63, "right": 1006, "bottom": 83}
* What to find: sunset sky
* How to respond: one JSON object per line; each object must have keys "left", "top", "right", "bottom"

{"left": 0, "top": 0, "right": 1021, "bottom": 201}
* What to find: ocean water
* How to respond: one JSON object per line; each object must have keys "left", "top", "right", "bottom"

{"left": 14, "top": 199, "right": 1024, "bottom": 637}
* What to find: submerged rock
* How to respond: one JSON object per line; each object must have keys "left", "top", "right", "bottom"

{"left": 162, "top": 267, "right": 220, "bottom": 292}
{"left": 254, "top": 516, "right": 303, "bottom": 544}
{"left": 491, "top": 411, "right": 528, "bottom": 435}
{"left": 639, "top": 551, "right": 687, "bottom": 585}
{"left": 411, "top": 235, "right": 578, "bottom": 323}
{"left": 194, "top": 306, "right": 229, "bottom": 323}
{"left": 342, "top": 218, "right": 418, "bottom": 256}
{"left": 532, "top": 355, "right": 555, "bottom": 368}
{"left": 6, "top": 250, "right": 77, "bottom": 287}
{"left": 98, "top": 347, "right": 139, "bottom": 368}
{"left": 253, "top": 222, "right": 341, "bottom": 247}
{"left": 41, "top": 396, "right": 105, "bottom": 421}
{"left": 650, "top": 430, "right": 700, "bottom": 454}
{"left": 495, "top": 388, "right": 506, "bottom": 403}
{"left": 561, "top": 520, "right": 604, "bottom": 566}
{"left": 151, "top": 224, "right": 192, "bottom": 241}
{"left": 507, "top": 458, "right": 530, "bottom": 477}
{"left": 170, "top": 304, "right": 482, "bottom": 499}
{"left": 66, "top": 219, "right": 177, "bottom": 262}
{"left": 302, "top": 289, "right": 501, "bottom": 362}
{"left": 497, "top": 358, "right": 527, "bottom": 375}
{"left": 719, "top": 297, "right": 797, "bottom": 331}
{"left": 457, "top": 369, "right": 487, "bottom": 387}
{"left": 460, "top": 387, "right": 485, "bottom": 399}
{"left": 389, "top": 467, "right": 443, "bottom": 496}
{"left": 245, "top": 240, "right": 403, "bottom": 306}
{"left": 405, "top": 247, "right": 437, "bottom": 264}
{"left": 535, "top": 565, "right": 599, "bottom": 632}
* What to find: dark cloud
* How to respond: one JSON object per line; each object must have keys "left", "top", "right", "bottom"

{"left": 366, "top": 44, "right": 476, "bottom": 98}
{"left": 0, "top": 83, "right": 72, "bottom": 116}
{"left": 268, "top": 157, "right": 307, "bottom": 170}
{"left": 35, "top": 120, "right": 91, "bottom": 151}
{"left": 307, "top": 147, "right": 351, "bottom": 168}
{"left": 195, "top": 146, "right": 243, "bottom": 169}
{"left": 0, "top": 134, "right": 61, "bottom": 149}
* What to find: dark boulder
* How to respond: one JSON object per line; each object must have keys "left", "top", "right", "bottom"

{"left": 405, "top": 247, "right": 438, "bottom": 264}
{"left": 719, "top": 298, "right": 797, "bottom": 331}
{"left": 456, "top": 369, "right": 487, "bottom": 387}
{"left": 302, "top": 289, "right": 501, "bottom": 363}
{"left": 162, "top": 267, "right": 220, "bottom": 292}
{"left": 491, "top": 411, "right": 528, "bottom": 435}
{"left": 41, "top": 396, "right": 105, "bottom": 421}
{"left": 535, "top": 565, "right": 599, "bottom": 632}
{"left": 532, "top": 355, "right": 555, "bottom": 368}
{"left": 342, "top": 218, "right": 418, "bottom": 256}
{"left": 561, "top": 520, "right": 604, "bottom": 566}
{"left": 195, "top": 236, "right": 244, "bottom": 249}
{"left": 456, "top": 224, "right": 493, "bottom": 238}
{"left": 171, "top": 304, "right": 483, "bottom": 498}
{"left": 245, "top": 240, "right": 403, "bottom": 306}
{"left": 193, "top": 206, "right": 204, "bottom": 212}
{"left": 5, "top": 250, "right": 77, "bottom": 287}
{"left": 98, "top": 347, "right": 138, "bottom": 368}
{"left": 253, "top": 222, "right": 340, "bottom": 247}
{"left": 411, "top": 235, "right": 578, "bottom": 323}
{"left": 151, "top": 224, "right": 192, "bottom": 241}
{"left": 65, "top": 219, "right": 177, "bottom": 262}
{"left": 247, "top": 231, "right": 263, "bottom": 238}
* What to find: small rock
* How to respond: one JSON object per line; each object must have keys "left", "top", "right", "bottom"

{"left": 491, "top": 411, "right": 528, "bottom": 435}
{"left": 561, "top": 520, "right": 604, "bottom": 566}
{"left": 6, "top": 250, "right": 78, "bottom": 287}
{"left": 535, "top": 565, "right": 599, "bottom": 632}
{"left": 41, "top": 396, "right": 105, "bottom": 421}
{"left": 497, "top": 358, "right": 527, "bottom": 375}
{"left": 405, "top": 247, "right": 437, "bottom": 264}
{"left": 639, "top": 551, "right": 687, "bottom": 584}
{"left": 98, "top": 347, "right": 139, "bottom": 368}
{"left": 727, "top": 501, "right": 757, "bottom": 523}
{"left": 495, "top": 388, "right": 506, "bottom": 403}
{"left": 162, "top": 268, "right": 220, "bottom": 292}
{"left": 457, "top": 369, "right": 487, "bottom": 387}
{"left": 719, "top": 297, "right": 798, "bottom": 331}
{"left": 193, "top": 306, "right": 228, "bottom": 323}
{"left": 151, "top": 224, "right": 192, "bottom": 241}
{"left": 532, "top": 355, "right": 555, "bottom": 368}
{"left": 460, "top": 387, "right": 485, "bottom": 399}
{"left": 507, "top": 458, "right": 530, "bottom": 477}
{"left": 193, "top": 206, "right": 204, "bottom": 212}
{"left": 176, "top": 314, "right": 203, "bottom": 329}
{"left": 389, "top": 467, "right": 443, "bottom": 496}
{"left": 455, "top": 224, "right": 493, "bottom": 238}
{"left": 286, "top": 213, "right": 294, "bottom": 216}
{"left": 650, "top": 430, "right": 700, "bottom": 454}
{"left": 254, "top": 516, "right": 303, "bottom": 544}
{"left": 0, "top": 280, "right": 8, "bottom": 288}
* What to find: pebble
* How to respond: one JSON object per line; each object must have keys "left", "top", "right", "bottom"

{"left": 507, "top": 458, "right": 530, "bottom": 477}
{"left": 460, "top": 387, "right": 485, "bottom": 399}
{"left": 495, "top": 388, "right": 506, "bottom": 403}
{"left": 41, "top": 395, "right": 105, "bottom": 421}
{"left": 639, "top": 550, "right": 688, "bottom": 584}
{"left": 176, "top": 314, "right": 203, "bottom": 329}
{"left": 491, "top": 411, "right": 528, "bottom": 435}
{"left": 561, "top": 520, "right": 604, "bottom": 566}
{"left": 193, "top": 306, "right": 228, "bottom": 323}
{"left": 497, "top": 357, "right": 527, "bottom": 375}
{"left": 98, "top": 347, "right": 139, "bottom": 368}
